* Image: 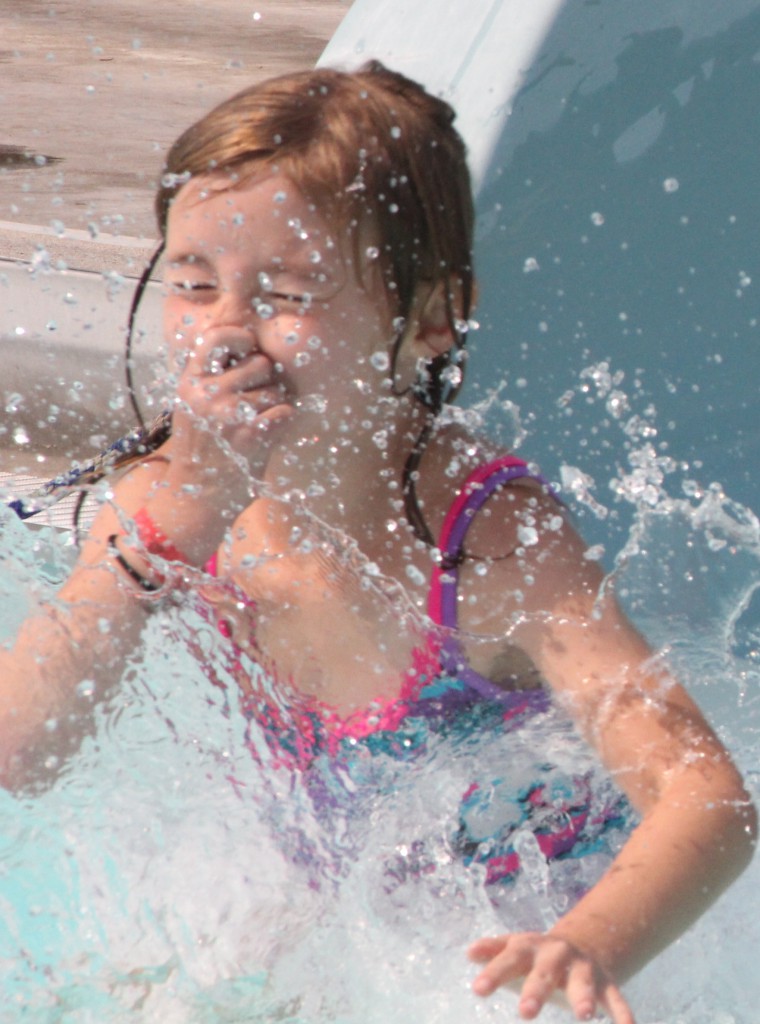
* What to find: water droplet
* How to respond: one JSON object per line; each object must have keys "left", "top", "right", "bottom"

{"left": 254, "top": 301, "right": 274, "bottom": 320}
{"left": 307, "top": 335, "right": 322, "bottom": 350}
{"left": 232, "top": 212, "right": 245, "bottom": 226}
{"left": 29, "top": 248, "right": 52, "bottom": 275}
{"left": 294, "top": 352, "right": 311, "bottom": 367}
{"left": 77, "top": 678, "right": 96, "bottom": 698}
{"left": 365, "top": 246, "right": 379, "bottom": 261}
{"left": 5, "top": 393, "right": 23, "bottom": 413}
{"left": 50, "top": 219, "right": 66, "bottom": 237}
{"left": 583, "top": 544, "right": 605, "bottom": 561}
{"left": 252, "top": 10, "right": 262, "bottom": 20}
{"left": 309, "top": 250, "right": 321, "bottom": 264}
{"left": 390, "top": 126, "right": 401, "bottom": 139}
{"left": 12, "top": 425, "right": 30, "bottom": 445}
{"left": 517, "top": 524, "right": 539, "bottom": 546}
{"left": 370, "top": 351, "right": 389, "bottom": 371}
{"left": 161, "top": 170, "right": 191, "bottom": 189}
{"left": 62, "top": 290, "right": 77, "bottom": 305}
{"left": 388, "top": 203, "right": 399, "bottom": 214}
{"left": 405, "top": 564, "right": 425, "bottom": 586}
{"left": 103, "top": 270, "right": 125, "bottom": 299}
{"left": 274, "top": 190, "right": 287, "bottom": 203}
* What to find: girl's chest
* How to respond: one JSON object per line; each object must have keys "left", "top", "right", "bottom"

{"left": 203, "top": 525, "right": 434, "bottom": 711}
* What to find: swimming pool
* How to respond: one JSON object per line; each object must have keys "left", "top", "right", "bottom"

{"left": 1, "top": 1, "right": 760, "bottom": 1020}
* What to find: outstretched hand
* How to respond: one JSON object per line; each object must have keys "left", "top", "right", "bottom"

{"left": 468, "top": 932, "right": 635, "bottom": 1023}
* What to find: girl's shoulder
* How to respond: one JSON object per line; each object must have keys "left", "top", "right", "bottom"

{"left": 419, "top": 422, "right": 557, "bottom": 560}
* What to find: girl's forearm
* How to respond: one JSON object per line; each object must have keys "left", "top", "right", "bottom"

{"left": 549, "top": 762, "right": 756, "bottom": 980}
{"left": 0, "top": 573, "right": 151, "bottom": 784}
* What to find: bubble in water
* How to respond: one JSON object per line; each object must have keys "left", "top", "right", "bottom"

{"left": 370, "top": 351, "right": 390, "bottom": 372}
{"left": 307, "top": 335, "right": 322, "bottom": 350}
{"left": 274, "top": 190, "right": 287, "bottom": 204}
{"left": 523, "top": 257, "right": 540, "bottom": 273}
{"left": 232, "top": 213, "right": 245, "bottom": 226}
{"left": 309, "top": 250, "right": 321, "bottom": 264}
{"left": 294, "top": 352, "right": 310, "bottom": 367}
{"left": 365, "top": 246, "right": 380, "bottom": 261}
{"left": 390, "top": 126, "right": 401, "bottom": 139}
{"left": 372, "top": 430, "right": 388, "bottom": 451}
{"left": 258, "top": 271, "right": 273, "bottom": 292}
{"left": 663, "top": 177, "right": 680, "bottom": 193}
{"left": 590, "top": 211, "right": 605, "bottom": 226}
{"left": 5, "top": 393, "right": 24, "bottom": 413}
{"left": 12, "top": 425, "right": 30, "bottom": 445}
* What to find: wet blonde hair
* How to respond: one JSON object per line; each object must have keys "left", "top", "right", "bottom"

{"left": 156, "top": 60, "right": 475, "bottom": 411}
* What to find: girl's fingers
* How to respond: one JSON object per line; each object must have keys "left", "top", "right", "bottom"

{"left": 563, "top": 959, "right": 598, "bottom": 1021}
{"left": 601, "top": 982, "right": 637, "bottom": 1024}
{"left": 469, "top": 933, "right": 637, "bottom": 1024}
{"left": 470, "top": 934, "right": 538, "bottom": 996}
{"left": 516, "top": 940, "right": 574, "bottom": 1018}
{"left": 467, "top": 936, "right": 510, "bottom": 962}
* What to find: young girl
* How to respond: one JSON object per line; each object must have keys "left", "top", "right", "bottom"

{"left": 2, "top": 61, "right": 755, "bottom": 1023}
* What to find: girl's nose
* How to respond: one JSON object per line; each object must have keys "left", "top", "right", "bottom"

{"left": 213, "top": 287, "right": 258, "bottom": 331}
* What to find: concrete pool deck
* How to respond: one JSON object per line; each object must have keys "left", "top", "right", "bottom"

{"left": 0, "top": 0, "right": 349, "bottom": 500}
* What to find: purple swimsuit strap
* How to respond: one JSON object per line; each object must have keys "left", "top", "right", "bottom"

{"left": 428, "top": 456, "right": 555, "bottom": 709}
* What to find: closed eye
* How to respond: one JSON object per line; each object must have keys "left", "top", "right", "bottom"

{"left": 165, "top": 278, "right": 218, "bottom": 297}
{"left": 269, "top": 291, "right": 313, "bottom": 309}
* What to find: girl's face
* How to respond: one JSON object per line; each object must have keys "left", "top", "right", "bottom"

{"left": 162, "top": 169, "right": 398, "bottom": 436}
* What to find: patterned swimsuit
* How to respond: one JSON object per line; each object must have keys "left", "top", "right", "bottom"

{"left": 206, "top": 456, "right": 628, "bottom": 885}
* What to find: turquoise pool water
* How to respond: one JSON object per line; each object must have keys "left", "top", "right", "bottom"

{"left": 0, "top": 480, "right": 757, "bottom": 1022}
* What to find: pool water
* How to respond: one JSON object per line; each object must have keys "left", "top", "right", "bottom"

{"left": 0, "top": 464, "right": 758, "bottom": 1023}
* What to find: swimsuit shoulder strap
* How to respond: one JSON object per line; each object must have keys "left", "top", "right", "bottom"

{"left": 428, "top": 455, "right": 553, "bottom": 631}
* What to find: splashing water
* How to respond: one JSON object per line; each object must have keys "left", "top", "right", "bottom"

{"left": 0, "top": 377, "right": 759, "bottom": 1023}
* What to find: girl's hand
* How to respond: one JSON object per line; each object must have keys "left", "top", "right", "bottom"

{"left": 171, "top": 325, "right": 291, "bottom": 469}
{"left": 468, "top": 932, "right": 635, "bottom": 1023}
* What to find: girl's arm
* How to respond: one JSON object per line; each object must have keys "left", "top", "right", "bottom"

{"left": 464, "top": 491, "right": 756, "bottom": 1021}
{"left": 0, "top": 449, "right": 223, "bottom": 785}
